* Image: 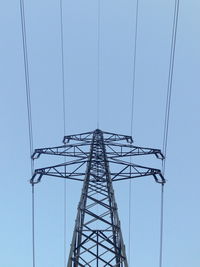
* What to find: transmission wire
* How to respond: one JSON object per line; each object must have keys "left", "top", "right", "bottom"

{"left": 162, "top": 0, "right": 180, "bottom": 174}
{"left": 159, "top": 184, "right": 164, "bottom": 267}
{"left": 19, "top": 1, "right": 35, "bottom": 267}
{"left": 160, "top": 1, "right": 180, "bottom": 267}
{"left": 59, "top": 1, "right": 67, "bottom": 266}
{"left": 20, "top": 0, "right": 33, "bottom": 165}
{"left": 97, "top": 0, "right": 100, "bottom": 129}
{"left": 130, "top": 0, "right": 139, "bottom": 137}
{"left": 129, "top": 0, "right": 140, "bottom": 265}
{"left": 128, "top": 168, "right": 132, "bottom": 265}
{"left": 60, "top": 0, "right": 66, "bottom": 136}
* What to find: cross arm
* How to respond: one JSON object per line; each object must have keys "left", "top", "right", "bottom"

{"left": 32, "top": 143, "right": 89, "bottom": 159}
{"left": 109, "top": 159, "right": 165, "bottom": 184}
{"left": 105, "top": 143, "right": 164, "bottom": 159}
{"left": 30, "top": 159, "right": 87, "bottom": 184}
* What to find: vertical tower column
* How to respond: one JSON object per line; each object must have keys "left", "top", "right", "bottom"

{"left": 67, "top": 129, "right": 128, "bottom": 266}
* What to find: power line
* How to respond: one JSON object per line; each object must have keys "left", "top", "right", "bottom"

{"left": 97, "top": 0, "right": 100, "bottom": 129}
{"left": 20, "top": 0, "right": 34, "bottom": 166}
{"left": 130, "top": 0, "right": 139, "bottom": 137}
{"left": 159, "top": 184, "right": 165, "bottom": 267}
{"left": 59, "top": 1, "right": 67, "bottom": 266}
{"left": 129, "top": 1, "right": 140, "bottom": 265}
{"left": 160, "top": 1, "right": 180, "bottom": 267}
{"left": 128, "top": 172, "right": 132, "bottom": 265}
{"left": 19, "top": 1, "right": 35, "bottom": 267}
{"left": 162, "top": 0, "right": 180, "bottom": 174}
{"left": 31, "top": 184, "right": 36, "bottom": 267}
{"left": 59, "top": 0, "right": 66, "bottom": 136}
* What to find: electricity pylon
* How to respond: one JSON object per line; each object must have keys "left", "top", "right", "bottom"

{"left": 31, "top": 129, "right": 165, "bottom": 266}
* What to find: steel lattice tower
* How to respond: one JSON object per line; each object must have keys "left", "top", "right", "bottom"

{"left": 31, "top": 129, "right": 165, "bottom": 266}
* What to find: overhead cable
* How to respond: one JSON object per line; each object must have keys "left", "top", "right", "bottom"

{"left": 97, "top": 0, "right": 101, "bottom": 129}
{"left": 162, "top": 0, "right": 180, "bottom": 173}
{"left": 20, "top": 0, "right": 34, "bottom": 168}
{"left": 59, "top": 0, "right": 66, "bottom": 136}
{"left": 130, "top": 0, "right": 139, "bottom": 137}
{"left": 159, "top": 184, "right": 165, "bottom": 267}
{"left": 19, "top": 1, "right": 35, "bottom": 267}
{"left": 160, "top": 2, "right": 180, "bottom": 267}
{"left": 129, "top": 1, "right": 140, "bottom": 265}
{"left": 59, "top": 1, "right": 67, "bottom": 266}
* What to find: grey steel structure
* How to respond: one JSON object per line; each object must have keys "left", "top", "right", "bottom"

{"left": 31, "top": 129, "right": 165, "bottom": 266}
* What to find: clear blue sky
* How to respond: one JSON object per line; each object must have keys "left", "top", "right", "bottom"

{"left": 0, "top": 0, "right": 200, "bottom": 266}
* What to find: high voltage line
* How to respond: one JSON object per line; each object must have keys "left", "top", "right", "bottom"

{"left": 159, "top": 1, "right": 180, "bottom": 267}
{"left": 59, "top": 1, "right": 68, "bottom": 266}
{"left": 129, "top": 0, "right": 140, "bottom": 265}
{"left": 19, "top": 1, "right": 35, "bottom": 267}
{"left": 19, "top": 0, "right": 180, "bottom": 266}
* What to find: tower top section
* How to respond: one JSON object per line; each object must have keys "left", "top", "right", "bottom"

{"left": 63, "top": 129, "right": 133, "bottom": 144}
{"left": 30, "top": 129, "right": 165, "bottom": 185}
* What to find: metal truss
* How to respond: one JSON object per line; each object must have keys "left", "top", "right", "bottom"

{"left": 30, "top": 129, "right": 165, "bottom": 266}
